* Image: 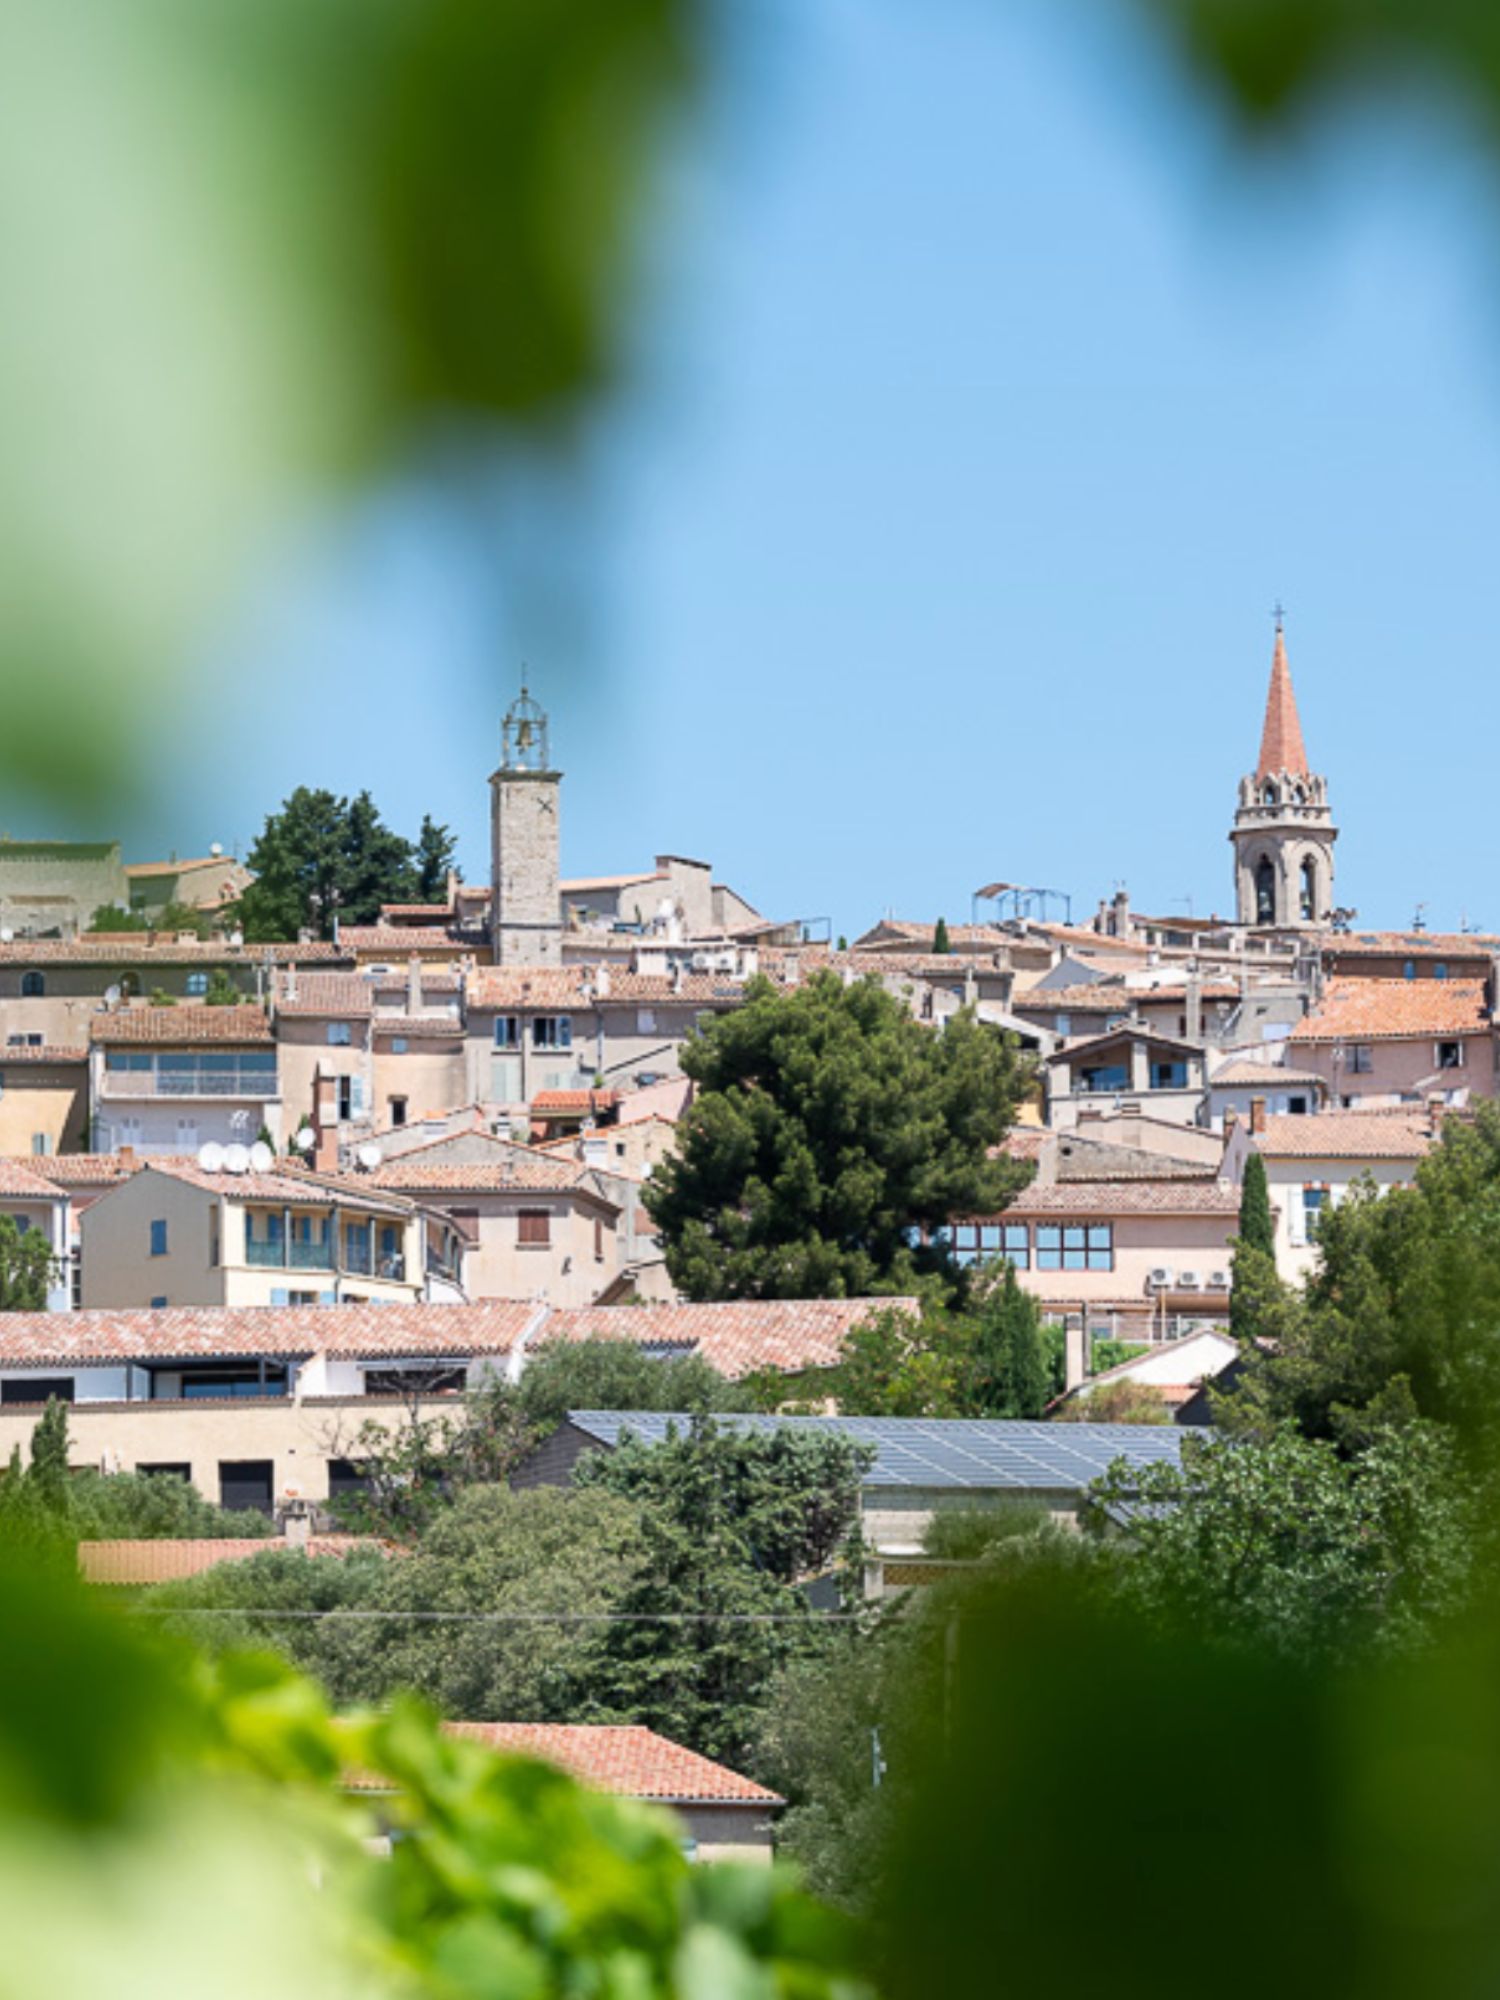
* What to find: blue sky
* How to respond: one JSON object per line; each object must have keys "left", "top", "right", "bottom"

{"left": 151, "top": 0, "right": 1500, "bottom": 938}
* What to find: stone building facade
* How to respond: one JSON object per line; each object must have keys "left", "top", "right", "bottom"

{"left": 490, "top": 684, "right": 562, "bottom": 967}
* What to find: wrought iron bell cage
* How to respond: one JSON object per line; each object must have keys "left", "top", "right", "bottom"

{"left": 500, "top": 683, "right": 550, "bottom": 771}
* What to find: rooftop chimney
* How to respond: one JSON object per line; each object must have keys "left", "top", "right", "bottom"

{"left": 117, "top": 1144, "right": 136, "bottom": 1170}
{"left": 312, "top": 1063, "right": 340, "bottom": 1173}
{"left": 1249, "top": 1096, "right": 1267, "bottom": 1136}
{"left": 407, "top": 954, "right": 422, "bottom": 1016}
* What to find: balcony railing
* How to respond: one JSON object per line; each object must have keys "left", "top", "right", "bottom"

{"left": 101, "top": 1069, "right": 279, "bottom": 1099}
{"left": 245, "top": 1230, "right": 404, "bottom": 1282}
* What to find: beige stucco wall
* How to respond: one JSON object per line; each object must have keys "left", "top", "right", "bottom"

{"left": 371, "top": 1041, "right": 468, "bottom": 1130}
{"left": 0, "top": 1393, "right": 455, "bottom": 1505}
{"left": 80, "top": 1172, "right": 424, "bottom": 1309}
{"left": 1012, "top": 1212, "right": 1237, "bottom": 1308}
{"left": 423, "top": 1191, "right": 617, "bottom": 1306}
{"left": 0, "top": 1065, "right": 87, "bottom": 1155}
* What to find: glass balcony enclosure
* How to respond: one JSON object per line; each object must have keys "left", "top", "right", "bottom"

{"left": 102, "top": 1049, "right": 279, "bottom": 1098}
{"left": 244, "top": 1207, "right": 406, "bottom": 1282}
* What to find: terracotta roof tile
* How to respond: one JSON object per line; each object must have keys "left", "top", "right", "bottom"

{"left": 366, "top": 1158, "right": 602, "bottom": 1197}
{"left": 1256, "top": 626, "right": 1309, "bottom": 778}
{"left": 1253, "top": 1110, "right": 1434, "bottom": 1160}
{"left": 340, "top": 926, "right": 472, "bottom": 954}
{"left": 541, "top": 1297, "right": 913, "bottom": 1379}
{"left": 436, "top": 1724, "right": 781, "bottom": 1805}
{"left": 275, "top": 974, "right": 375, "bottom": 1018}
{"left": 1210, "top": 1060, "right": 1328, "bottom": 1089}
{"left": 998, "top": 1181, "right": 1240, "bottom": 1217}
{"left": 467, "top": 967, "right": 757, "bottom": 1009}
{"left": 0, "top": 940, "right": 345, "bottom": 964}
{"left": 143, "top": 1159, "right": 416, "bottom": 1214}
{"left": 0, "top": 1044, "right": 87, "bottom": 1064}
{"left": 90, "top": 1005, "right": 273, "bottom": 1046}
{"left": 24, "top": 1153, "right": 148, "bottom": 1186}
{"left": 0, "top": 1300, "right": 535, "bottom": 1367}
{"left": 0, "top": 1159, "right": 66, "bottom": 1198}
{"left": 1289, "top": 978, "right": 1489, "bottom": 1044}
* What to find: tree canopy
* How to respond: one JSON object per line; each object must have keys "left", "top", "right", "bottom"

{"left": 644, "top": 972, "right": 1033, "bottom": 1300}
{"left": 0, "top": 1216, "right": 54, "bottom": 1312}
{"left": 235, "top": 789, "right": 458, "bottom": 940}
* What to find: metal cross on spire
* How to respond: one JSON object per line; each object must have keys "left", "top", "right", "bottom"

{"left": 1271, "top": 599, "right": 1286, "bottom": 632}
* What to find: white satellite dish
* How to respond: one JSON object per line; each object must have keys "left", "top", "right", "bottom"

{"left": 197, "top": 1141, "right": 225, "bottom": 1174}
{"left": 356, "top": 1142, "right": 382, "bottom": 1171}
{"left": 0, "top": 928, "right": 12, "bottom": 944}
{"left": 248, "top": 1140, "right": 274, "bottom": 1173}
{"left": 223, "top": 1144, "right": 251, "bottom": 1175}
{"left": 104, "top": 984, "right": 122, "bottom": 1008}
{"left": 293, "top": 1126, "right": 315, "bottom": 1153}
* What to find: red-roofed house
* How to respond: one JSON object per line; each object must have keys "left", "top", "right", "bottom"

{"left": 1288, "top": 976, "right": 1494, "bottom": 1108}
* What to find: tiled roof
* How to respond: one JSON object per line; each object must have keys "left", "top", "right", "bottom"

{"left": 124, "top": 857, "right": 239, "bottom": 879}
{"left": 366, "top": 1158, "right": 606, "bottom": 1197}
{"left": 378, "top": 903, "right": 455, "bottom": 919}
{"left": 1322, "top": 930, "right": 1499, "bottom": 961}
{"left": 370, "top": 1016, "right": 464, "bottom": 1039}
{"left": 1256, "top": 626, "right": 1309, "bottom": 778}
{"left": 0, "top": 1159, "right": 66, "bottom": 1198}
{"left": 542, "top": 1298, "right": 914, "bottom": 1379}
{"left": 1026, "top": 922, "right": 1153, "bottom": 958}
{"left": 90, "top": 1005, "right": 273, "bottom": 1046}
{"left": 1014, "top": 983, "right": 1239, "bottom": 1013}
{"left": 560, "top": 873, "right": 660, "bottom": 893}
{"left": 999, "top": 1181, "right": 1240, "bottom": 1217}
{"left": 0, "top": 1300, "right": 536, "bottom": 1366}
{"left": 1289, "top": 978, "right": 1489, "bottom": 1044}
{"left": 340, "top": 926, "right": 472, "bottom": 954}
{"left": 0, "top": 940, "right": 345, "bottom": 964}
{"left": 851, "top": 921, "right": 1010, "bottom": 950}
{"left": 275, "top": 974, "right": 375, "bottom": 1018}
{"left": 436, "top": 1724, "right": 781, "bottom": 1805}
{"left": 1210, "top": 1060, "right": 1327, "bottom": 1089}
{"left": 78, "top": 1535, "right": 384, "bottom": 1584}
{"left": 467, "top": 967, "right": 753, "bottom": 1009}
{"left": 144, "top": 1159, "right": 416, "bottom": 1214}
{"left": 532, "top": 1089, "right": 618, "bottom": 1112}
{"left": 1254, "top": 1110, "right": 1434, "bottom": 1160}
{"left": 25, "top": 1153, "right": 148, "bottom": 1186}
{"left": 999, "top": 1129, "right": 1048, "bottom": 1162}
{"left": 0, "top": 1044, "right": 87, "bottom": 1065}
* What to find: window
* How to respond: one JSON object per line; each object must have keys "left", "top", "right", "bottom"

{"left": 19, "top": 971, "right": 44, "bottom": 998}
{"left": 1404, "top": 960, "right": 1416, "bottom": 981}
{"left": 1035, "top": 1224, "right": 1113, "bottom": 1272}
{"left": 494, "top": 1016, "right": 521, "bottom": 1048}
{"left": 1, "top": 1377, "right": 74, "bottom": 1405}
{"left": 1299, "top": 856, "right": 1317, "bottom": 922}
{"left": 390, "top": 1037, "right": 408, "bottom": 1054}
{"left": 389, "top": 1096, "right": 408, "bottom": 1127}
{"left": 150, "top": 1296, "right": 167, "bottom": 1309}
{"left": 594, "top": 1216, "right": 605, "bottom": 1261}
{"left": 1150, "top": 1060, "right": 1188, "bottom": 1090}
{"left": 1299, "top": 1185, "right": 1329, "bottom": 1244}
{"left": 149, "top": 1218, "right": 168, "bottom": 1257}
{"left": 1435, "top": 963, "right": 1449, "bottom": 981}
{"left": 1344, "top": 1044, "right": 1372, "bottom": 1074}
{"left": 6, "top": 1214, "right": 28, "bottom": 1235}
{"left": 1055, "top": 1013, "right": 1071, "bottom": 1037}
{"left": 209, "top": 1205, "right": 219, "bottom": 1267}
{"left": 1079, "top": 1064, "right": 1128, "bottom": 1094}
{"left": 949, "top": 1221, "right": 1025, "bottom": 1268}
{"left": 1255, "top": 858, "right": 1276, "bottom": 924}
{"left": 532, "top": 1015, "right": 572, "bottom": 1050}
{"left": 328, "top": 1022, "right": 352, "bottom": 1047}
{"left": 218, "top": 1460, "right": 274, "bottom": 1513}
{"left": 327, "top": 1458, "right": 369, "bottom": 1499}
{"left": 518, "top": 1208, "right": 552, "bottom": 1247}
{"left": 184, "top": 1365, "right": 287, "bottom": 1400}
{"left": 338, "top": 1075, "right": 354, "bottom": 1122}
{"left": 446, "top": 1206, "right": 480, "bottom": 1245}
{"left": 185, "top": 973, "right": 208, "bottom": 996}
{"left": 137, "top": 1463, "right": 190, "bottom": 1481}
{"left": 637, "top": 1009, "right": 656, "bottom": 1035}
{"left": 30, "top": 1133, "right": 51, "bottom": 1156}
{"left": 1288, "top": 1096, "right": 1308, "bottom": 1116}
{"left": 1437, "top": 1041, "right": 1465, "bottom": 1070}
{"left": 285, "top": 1290, "right": 321, "bottom": 1306}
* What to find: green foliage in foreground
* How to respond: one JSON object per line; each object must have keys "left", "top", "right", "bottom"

{"left": 0, "top": 1403, "right": 272, "bottom": 1553}
{"left": 0, "top": 1554, "right": 862, "bottom": 1999}
{"left": 645, "top": 972, "right": 1033, "bottom": 1300}
{"left": 0, "top": 1217, "right": 54, "bottom": 1312}
{"left": 833, "top": 1277, "right": 1057, "bottom": 1419}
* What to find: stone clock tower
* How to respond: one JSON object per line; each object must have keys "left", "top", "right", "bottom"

{"left": 1230, "top": 618, "right": 1337, "bottom": 931}
{"left": 490, "top": 682, "right": 562, "bottom": 966}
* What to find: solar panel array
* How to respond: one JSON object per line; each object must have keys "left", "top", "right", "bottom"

{"left": 565, "top": 1412, "right": 1192, "bottom": 1491}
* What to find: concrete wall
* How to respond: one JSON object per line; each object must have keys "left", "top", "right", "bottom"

{"left": 414, "top": 1190, "right": 618, "bottom": 1306}
{"left": 1010, "top": 1212, "right": 1237, "bottom": 1309}
{"left": 1264, "top": 1155, "right": 1419, "bottom": 1282}
{"left": 1294, "top": 1032, "right": 1495, "bottom": 1109}
{"left": 0, "top": 842, "right": 126, "bottom": 938}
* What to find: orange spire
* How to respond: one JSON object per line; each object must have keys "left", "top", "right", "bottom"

{"left": 1255, "top": 619, "right": 1308, "bottom": 779}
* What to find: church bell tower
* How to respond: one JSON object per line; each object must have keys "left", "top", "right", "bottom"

{"left": 1230, "top": 617, "right": 1337, "bottom": 930}
{"left": 490, "top": 682, "right": 562, "bottom": 966}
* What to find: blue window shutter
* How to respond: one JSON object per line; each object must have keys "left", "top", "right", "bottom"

{"left": 271, "top": 1287, "right": 289, "bottom": 1307}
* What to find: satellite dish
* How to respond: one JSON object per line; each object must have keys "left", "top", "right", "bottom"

{"left": 210, "top": 842, "right": 223, "bottom": 857}
{"left": 293, "top": 1126, "right": 315, "bottom": 1153}
{"left": 356, "top": 1142, "right": 382, "bottom": 1171}
{"left": 248, "top": 1141, "right": 274, "bottom": 1173}
{"left": 197, "top": 1142, "right": 225, "bottom": 1174}
{"left": 104, "top": 984, "right": 122, "bottom": 1008}
{"left": 223, "top": 1144, "right": 251, "bottom": 1175}
{"left": 0, "top": 928, "right": 12, "bottom": 944}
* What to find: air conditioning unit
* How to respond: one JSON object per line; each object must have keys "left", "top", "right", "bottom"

{"left": 1207, "top": 1269, "right": 1232, "bottom": 1290}
{"left": 1177, "top": 1270, "right": 1203, "bottom": 1290}
{"left": 1147, "top": 1267, "right": 1172, "bottom": 1290}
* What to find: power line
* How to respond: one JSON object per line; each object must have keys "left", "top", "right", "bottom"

{"left": 128, "top": 1607, "right": 861, "bottom": 1623}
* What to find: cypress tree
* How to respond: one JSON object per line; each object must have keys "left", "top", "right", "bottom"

{"left": 933, "top": 916, "right": 952, "bottom": 955}
{"left": 28, "top": 1398, "right": 71, "bottom": 1513}
{"left": 1238, "top": 1152, "right": 1275, "bottom": 1258}
{"left": 970, "top": 1265, "right": 1050, "bottom": 1418}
